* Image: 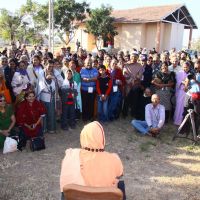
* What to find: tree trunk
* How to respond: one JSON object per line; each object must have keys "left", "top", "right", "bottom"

{"left": 95, "top": 37, "right": 99, "bottom": 51}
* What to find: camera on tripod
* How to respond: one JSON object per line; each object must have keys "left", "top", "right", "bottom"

{"left": 173, "top": 74, "right": 200, "bottom": 142}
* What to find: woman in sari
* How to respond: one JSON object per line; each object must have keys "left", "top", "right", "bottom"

{"left": 0, "top": 94, "right": 16, "bottom": 149}
{"left": 174, "top": 61, "right": 192, "bottom": 125}
{"left": 26, "top": 55, "right": 45, "bottom": 98}
{"left": 16, "top": 90, "right": 46, "bottom": 147}
{"left": 60, "top": 121, "right": 125, "bottom": 200}
{"left": 69, "top": 60, "right": 82, "bottom": 116}
{"left": 152, "top": 62, "right": 175, "bottom": 122}
{"left": 40, "top": 60, "right": 57, "bottom": 133}
{"left": 11, "top": 61, "right": 31, "bottom": 106}
{"left": 0, "top": 72, "right": 12, "bottom": 104}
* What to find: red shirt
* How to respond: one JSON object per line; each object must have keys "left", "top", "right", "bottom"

{"left": 16, "top": 100, "right": 46, "bottom": 138}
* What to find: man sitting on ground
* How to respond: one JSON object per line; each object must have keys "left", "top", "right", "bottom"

{"left": 131, "top": 94, "right": 165, "bottom": 137}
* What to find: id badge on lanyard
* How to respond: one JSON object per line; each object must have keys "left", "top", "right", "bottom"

{"left": 113, "top": 85, "right": 118, "bottom": 92}
{"left": 88, "top": 87, "right": 93, "bottom": 93}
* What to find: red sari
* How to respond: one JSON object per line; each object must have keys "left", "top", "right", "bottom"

{"left": 16, "top": 100, "right": 46, "bottom": 138}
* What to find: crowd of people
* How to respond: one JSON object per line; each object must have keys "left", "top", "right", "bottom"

{"left": 1, "top": 42, "right": 200, "bottom": 200}
{"left": 0, "top": 42, "right": 200, "bottom": 149}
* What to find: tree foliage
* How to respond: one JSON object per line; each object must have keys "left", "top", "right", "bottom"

{"left": 0, "top": 0, "right": 90, "bottom": 45}
{"left": 191, "top": 37, "right": 200, "bottom": 52}
{"left": 0, "top": 9, "right": 21, "bottom": 42}
{"left": 32, "top": 0, "right": 89, "bottom": 45}
{"left": 85, "top": 5, "right": 118, "bottom": 50}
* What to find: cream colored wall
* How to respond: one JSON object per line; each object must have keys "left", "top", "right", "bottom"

{"left": 170, "top": 23, "right": 184, "bottom": 51}
{"left": 160, "top": 23, "right": 172, "bottom": 51}
{"left": 114, "top": 23, "right": 143, "bottom": 51}
{"left": 72, "top": 21, "right": 184, "bottom": 53}
{"left": 145, "top": 23, "right": 157, "bottom": 50}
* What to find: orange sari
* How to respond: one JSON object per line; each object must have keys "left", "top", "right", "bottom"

{"left": 0, "top": 80, "right": 12, "bottom": 104}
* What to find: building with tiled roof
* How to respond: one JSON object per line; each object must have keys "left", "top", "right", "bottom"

{"left": 73, "top": 4, "right": 197, "bottom": 52}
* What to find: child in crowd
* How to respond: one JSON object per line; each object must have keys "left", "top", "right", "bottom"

{"left": 96, "top": 65, "right": 112, "bottom": 122}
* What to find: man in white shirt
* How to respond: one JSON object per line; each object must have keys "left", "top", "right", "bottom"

{"left": 131, "top": 94, "right": 165, "bottom": 137}
{"left": 168, "top": 57, "right": 182, "bottom": 74}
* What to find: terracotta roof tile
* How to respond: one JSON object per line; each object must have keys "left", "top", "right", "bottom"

{"left": 111, "top": 4, "right": 182, "bottom": 23}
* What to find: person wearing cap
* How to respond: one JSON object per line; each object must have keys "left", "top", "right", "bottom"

{"left": 60, "top": 121, "right": 125, "bottom": 200}
{"left": 31, "top": 45, "right": 37, "bottom": 58}
{"left": 60, "top": 46, "right": 67, "bottom": 58}
{"left": 122, "top": 50, "right": 143, "bottom": 117}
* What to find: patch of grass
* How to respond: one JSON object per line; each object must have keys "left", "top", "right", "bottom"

{"left": 139, "top": 141, "right": 157, "bottom": 152}
{"left": 185, "top": 144, "right": 200, "bottom": 151}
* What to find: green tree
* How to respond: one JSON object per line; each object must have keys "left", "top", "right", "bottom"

{"left": 85, "top": 5, "right": 118, "bottom": 50}
{"left": 33, "top": 0, "right": 89, "bottom": 45}
{"left": 54, "top": 0, "right": 89, "bottom": 45}
{"left": 0, "top": 9, "right": 21, "bottom": 43}
{"left": 191, "top": 37, "right": 200, "bottom": 52}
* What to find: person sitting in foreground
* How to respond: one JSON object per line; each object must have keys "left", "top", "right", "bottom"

{"left": 0, "top": 94, "right": 16, "bottom": 149}
{"left": 131, "top": 94, "right": 165, "bottom": 137}
{"left": 16, "top": 90, "right": 46, "bottom": 148}
{"left": 60, "top": 121, "right": 125, "bottom": 200}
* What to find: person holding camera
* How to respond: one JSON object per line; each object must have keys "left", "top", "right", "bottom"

{"left": 40, "top": 61, "right": 57, "bottom": 134}
{"left": 60, "top": 69, "right": 78, "bottom": 130}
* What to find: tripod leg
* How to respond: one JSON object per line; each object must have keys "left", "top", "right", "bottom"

{"left": 190, "top": 111, "right": 197, "bottom": 141}
{"left": 172, "top": 113, "right": 190, "bottom": 141}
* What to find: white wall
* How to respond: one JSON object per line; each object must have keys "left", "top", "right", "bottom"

{"left": 170, "top": 23, "right": 184, "bottom": 51}
{"left": 74, "top": 26, "right": 88, "bottom": 50}
{"left": 114, "top": 23, "right": 143, "bottom": 51}
{"left": 145, "top": 23, "right": 157, "bottom": 50}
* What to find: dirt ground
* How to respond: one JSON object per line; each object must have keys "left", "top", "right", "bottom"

{"left": 0, "top": 117, "right": 200, "bottom": 200}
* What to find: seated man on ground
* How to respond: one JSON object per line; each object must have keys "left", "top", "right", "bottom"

{"left": 60, "top": 121, "right": 125, "bottom": 200}
{"left": 131, "top": 94, "right": 165, "bottom": 137}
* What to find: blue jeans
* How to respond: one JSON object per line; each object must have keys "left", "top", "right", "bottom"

{"left": 97, "top": 96, "right": 108, "bottom": 122}
{"left": 42, "top": 99, "right": 56, "bottom": 132}
{"left": 61, "top": 103, "right": 76, "bottom": 129}
{"left": 108, "top": 91, "right": 122, "bottom": 120}
{"left": 131, "top": 120, "right": 149, "bottom": 135}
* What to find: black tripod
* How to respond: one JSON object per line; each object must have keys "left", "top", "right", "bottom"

{"left": 173, "top": 109, "right": 199, "bottom": 142}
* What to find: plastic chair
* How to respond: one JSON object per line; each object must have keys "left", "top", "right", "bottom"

{"left": 63, "top": 184, "right": 123, "bottom": 200}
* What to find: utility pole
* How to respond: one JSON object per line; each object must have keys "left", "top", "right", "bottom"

{"left": 49, "top": 0, "right": 54, "bottom": 53}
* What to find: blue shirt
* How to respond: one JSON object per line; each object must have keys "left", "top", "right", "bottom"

{"left": 80, "top": 67, "right": 98, "bottom": 91}
{"left": 196, "top": 73, "right": 200, "bottom": 83}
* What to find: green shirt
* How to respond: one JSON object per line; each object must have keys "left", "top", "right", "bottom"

{"left": 0, "top": 105, "right": 13, "bottom": 148}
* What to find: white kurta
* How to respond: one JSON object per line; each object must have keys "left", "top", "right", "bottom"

{"left": 11, "top": 72, "right": 30, "bottom": 96}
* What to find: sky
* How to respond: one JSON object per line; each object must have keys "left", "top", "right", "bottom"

{"left": 0, "top": 0, "right": 199, "bottom": 47}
